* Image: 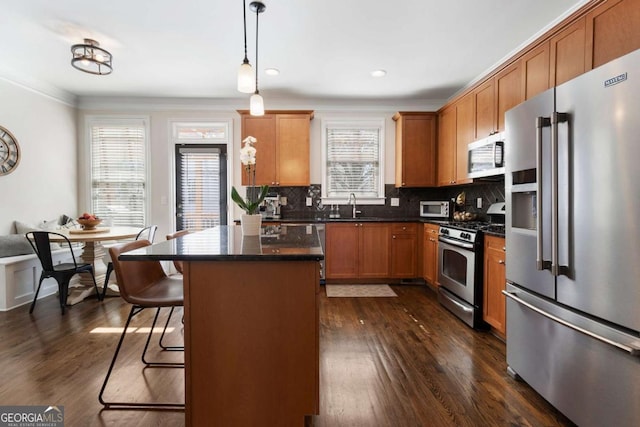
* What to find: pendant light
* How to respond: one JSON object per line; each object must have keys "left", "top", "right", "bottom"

{"left": 237, "top": 0, "right": 255, "bottom": 93}
{"left": 249, "top": 1, "right": 265, "bottom": 116}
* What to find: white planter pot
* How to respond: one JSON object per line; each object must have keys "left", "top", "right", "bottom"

{"left": 240, "top": 214, "right": 262, "bottom": 236}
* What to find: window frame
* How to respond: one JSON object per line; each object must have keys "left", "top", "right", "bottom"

{"left": 169, "top": 120, "right": 233, "bottom": 231}
{"left": 84, "top": 115, "right": 151, "bottom": 227}
{"left": 321, "top": 118, "right": 386, "bottom": 205}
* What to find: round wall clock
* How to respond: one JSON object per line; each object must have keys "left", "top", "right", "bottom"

{"left": 0, "top": 125, "right": 20, "bottom": 176}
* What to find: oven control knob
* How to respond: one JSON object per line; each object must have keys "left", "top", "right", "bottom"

{"left": 461, "top": 232, "right": 471, "bottom": 240}
{"left": 441, "top": 229, "right": 449, "bottom": 235}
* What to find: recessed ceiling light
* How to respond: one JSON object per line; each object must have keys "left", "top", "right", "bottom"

{"left": 265, "top": 68, "right": 280, "bottom": 76}
{"left": 370, "top": 69, "right": 387, "bottom": 77}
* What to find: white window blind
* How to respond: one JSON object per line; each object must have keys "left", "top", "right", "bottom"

{"left": 90, "top": 123, "right": 147, "bottom": 227}
{"left": 322, "top": 120, "right": 385, "bottom": 203}
{"left": 176, "top": 146, "right": 226, "bottom": 230}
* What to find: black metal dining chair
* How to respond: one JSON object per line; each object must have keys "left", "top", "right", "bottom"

{"left": 99, "top": 239, "right": 184, "bottom": 410}
{"left": 102, "top": 225, "right": 157, "bottom": 299}
{"left": 26, "top": 231, "right": 100, "bottom": 314}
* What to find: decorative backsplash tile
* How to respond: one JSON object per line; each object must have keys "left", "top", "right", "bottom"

{"left": 274, "top": 181, "right": 505, "bottom": 220}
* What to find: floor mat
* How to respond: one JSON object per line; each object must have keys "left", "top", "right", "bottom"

{"left": 325, "top": 284, "right": 397, "bottom": 297}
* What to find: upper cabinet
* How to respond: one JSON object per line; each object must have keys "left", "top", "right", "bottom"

{"left": 239, "top": 110, "right": 313, "bottom": 187}
{"left": 521, "top": 40, "right": 551, "bottom": 100}
{"left": 585, "top": 0, "right": 640, "bottom": 69}
{"left": 549, "top": 17, "right": 587, "bottom": 86}
{"left": 473, "top": 80, "right": 495, "bottom": 138}
{"left": 393, "top": 112, "right": 437, "bottom": 187}
{"left": 436, "top": 0, "right": 639, "bottom": 183}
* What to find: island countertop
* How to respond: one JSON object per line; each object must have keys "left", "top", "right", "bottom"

{"left": 118, "top": 224, "right": 324, "bottom": 262}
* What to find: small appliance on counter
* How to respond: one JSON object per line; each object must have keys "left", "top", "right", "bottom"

{"left": 419, "top": 200, "right": 451, "bottom": 219}
{"left": 260, "top": 193, "right": 281, "bottom": 219}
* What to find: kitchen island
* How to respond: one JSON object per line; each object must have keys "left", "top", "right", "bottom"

{"left": 118, "top": 224, "right": 323, "bottom": 426}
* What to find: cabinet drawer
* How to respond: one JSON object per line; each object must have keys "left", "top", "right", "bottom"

{"left": 423, "top": 223, "right": 439, "bottom": 234}
{"left": 485, "top": 235, "right": 506, "bottom": 252}
{"left": 391, "top": 223, "right": 417, "bottom": 235}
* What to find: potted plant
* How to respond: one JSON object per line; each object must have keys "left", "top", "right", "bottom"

{"left": 231, "top": 136, "right": 269, "bottom": 235}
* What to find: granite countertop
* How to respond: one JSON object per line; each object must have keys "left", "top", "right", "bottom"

{"left": 119, "top": 225, "right": 324, "bottom": 262}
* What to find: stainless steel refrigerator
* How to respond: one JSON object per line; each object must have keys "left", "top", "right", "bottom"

{"left": 504, "top": 48, "right": 640, "bottom": 427}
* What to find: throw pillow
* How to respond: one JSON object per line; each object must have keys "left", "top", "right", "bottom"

{"left": 0, "top": 235, "right": 35, "bottom": 258}
{"left": 14, "top": 220, "right": 61, "bottom": 251}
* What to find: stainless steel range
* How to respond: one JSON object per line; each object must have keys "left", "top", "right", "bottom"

{"left": 437, "top": 203, "right": 505, "bottom": 328}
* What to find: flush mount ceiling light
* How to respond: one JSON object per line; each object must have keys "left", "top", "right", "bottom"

{"left": 71, "top": 38, "right": 113, "bottom": 75}
{"left": 237, "top": 0, "right": 255, "bottom": 93}
{"left": 370, "top": 69, "right": 387, "bottom": 77}
{"left": 249, "top": 1, "right": 266, "bottom": 116}
{"left": 264, "top": 68, "right": 280, "bottom": 76}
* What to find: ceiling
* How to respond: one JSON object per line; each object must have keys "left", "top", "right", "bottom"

{"left": 0, "top": 0, "right": 587, "bottom": 105}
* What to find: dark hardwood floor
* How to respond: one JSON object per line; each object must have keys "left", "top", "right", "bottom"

{"left": 0, "top": 285, "right": 575, "bottom": 426}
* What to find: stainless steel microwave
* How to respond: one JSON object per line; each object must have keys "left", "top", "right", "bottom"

{"left": 468, "top": 132, "right": 505, "bottom": 178}
{"left": 419, "top": 201, "right": 451, "bottom": 219}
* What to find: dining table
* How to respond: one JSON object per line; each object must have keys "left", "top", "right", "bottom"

{"left": 50, "top": 226, "right": 142, "bottom": 305}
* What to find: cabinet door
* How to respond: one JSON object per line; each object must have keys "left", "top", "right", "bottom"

{"left": 550, "top": 17, "right": 586, "bottom": 87}
{"left": 276, "top": 114, "right": 311, "bottom": 186}
{"left": 390, "top": 224, "right": 417, "bottom": 278}
{"left": 437, "top": 106, "right": 456, "bottom": 186}
{"left": 483, "top": 236, "right": 506, "bottom": 335}
{"left": 359, "top": 224, "right": 390, "bottom": 278}
{"left": 522, "top": 40, "right": 550, "bottom": 100}
{"left": 585, "top": 0, "right": 640, "bottom": 69}
{"left": 394, "top": 113, "right": 437, "bottom": 187}
{"left": 325, "top": 224, "right": 359, "bottom": 279}
{"left": 474, "top": 80, "right": 496, "bottom": 138}
{"left": 241, "top": 114, "right": 277, "bottom": 185}
{"left": 495, "top": 61, "right": 524, "bottom": 132}
{"left": 422, "top": 224, "right": 439, "bottom": 285}
{"left": 455, "top": 94, "right": 474, "bottom": 185}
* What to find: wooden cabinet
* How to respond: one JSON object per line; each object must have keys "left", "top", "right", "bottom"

{"left": 393, "top": 112, "right": 437, "bottom": 187}
{"left": 389, "top": 223, "right": 418, "bottom": 278}
{"left": 550, "top": 17, "right": 587, "bottom": 87}
{"left": 455, "top": 94, "right": 474, "bottom": 185}
{"left": 495, "top": 61, "right": 524, "bottom": 132}
{"left": 239, "top": 110, "right": 313, "bottom": 187}
{"left": 437, "top": 99, "right": 472, "bottom": 187}
{"left": 522, "top": 40, "right": 551, "bottom": 100}
{"left": 473, "top": 80, "right": 496, "bottom": 138}
{"left": 585, "top": 0, "right": 640, "bottom": 69}
{"left": 483, "top": 235, "right": 506, "bottom": 337}
{"left": 422, "top": 223, "right": 439, "bottom": 286}
{"left": 437, "top": 106, "right": 456, "bottom": 186}
{"left": 325, "top": 223, "right": 390, "bottom": 279}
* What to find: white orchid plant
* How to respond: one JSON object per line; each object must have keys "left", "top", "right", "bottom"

{"left": 231, "top": 136, "right": 270, "bottom": 215}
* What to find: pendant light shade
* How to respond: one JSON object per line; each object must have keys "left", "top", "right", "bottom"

{"left": 237, "top": 0, "right": 255, "bottom": 93}
{"left": 250, "top": 93, "right": 265, "bottom": 116}
{"left": 238, "top": 62, "right": 255, "bottom": 93}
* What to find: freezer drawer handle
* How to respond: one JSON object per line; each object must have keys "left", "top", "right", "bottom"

{"left": 503, "top": 290, "right": 640, "bottom": 357}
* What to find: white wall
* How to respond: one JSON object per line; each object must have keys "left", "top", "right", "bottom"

{"left": 0, "top": 79, "right": 78, "bottom": 235}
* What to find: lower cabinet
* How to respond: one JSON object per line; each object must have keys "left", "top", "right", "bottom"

{"left": 422, "top": 223, "right": 439, "bottom": 286}
{"left": 483, "top": 235, "right": 506, "bottom": 336}
{"left": 390, "top": 223, "right": 418, "bottom": 278}
{"left": 325, "top": 223, "right": 390, "bottom": 279}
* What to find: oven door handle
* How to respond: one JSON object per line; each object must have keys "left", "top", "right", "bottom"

{"left": 438, "top": 236, "right": 474, "bottom": 250}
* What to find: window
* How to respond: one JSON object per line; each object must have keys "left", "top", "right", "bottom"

{"left": 321, "top": 119, "right": 385, "bottom": 204}
{"left": 88, "top": 118, "right": 148, "bottom": 227}
{"left": 172, "top": 122, "right": 230, "bottom": 230}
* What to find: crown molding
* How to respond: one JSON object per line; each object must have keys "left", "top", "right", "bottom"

{"left": 0, "top": 70, "right": 77, "bottom": 107}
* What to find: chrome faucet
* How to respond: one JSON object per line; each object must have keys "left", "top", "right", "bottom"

{"left": 347, "top": 193, "right": 361, "bottom": 218}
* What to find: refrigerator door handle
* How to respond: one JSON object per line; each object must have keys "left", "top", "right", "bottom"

{"left": 503, "top": 290, "right": 640, "bottom": 357}
{"left": 536, "top": 116, "right": 551, "bottom": 271}
{"left": 551, "top": 112, "right": 569, "bottom": 277}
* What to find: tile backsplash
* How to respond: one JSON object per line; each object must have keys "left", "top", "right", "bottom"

{"left": 274, "top": 181, "right": 505, "bottom": 221}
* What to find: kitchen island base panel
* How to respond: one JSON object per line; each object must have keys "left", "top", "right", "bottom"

{"left": 184, "top": 260, "right": 319, "bottom": 426}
